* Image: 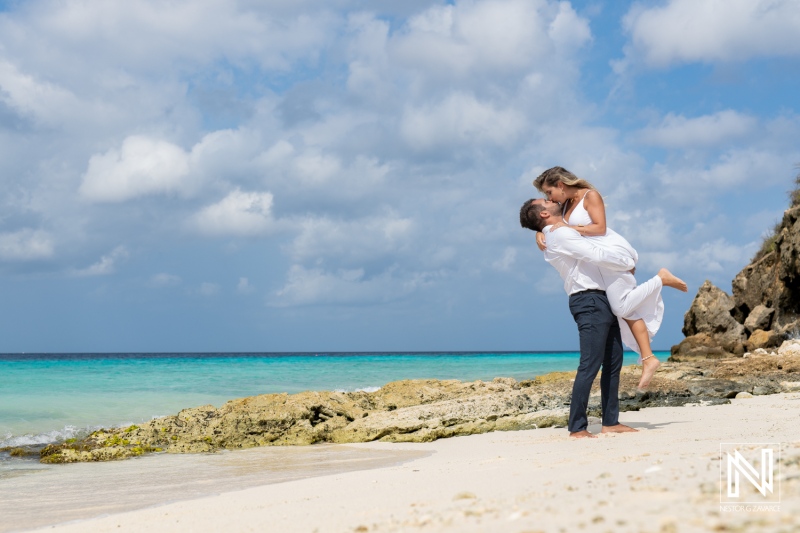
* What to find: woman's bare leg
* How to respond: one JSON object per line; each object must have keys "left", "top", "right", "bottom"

{"left": 624, "top": 318, "right": 661, "bottom": 390}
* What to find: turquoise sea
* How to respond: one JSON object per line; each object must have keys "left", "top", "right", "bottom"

{"left": 0, "top": 351, "right": 654, "bottom": 449}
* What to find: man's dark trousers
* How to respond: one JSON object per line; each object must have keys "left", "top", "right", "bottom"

{"left": 567, "top": 290, "right": 623, "bottom": 433}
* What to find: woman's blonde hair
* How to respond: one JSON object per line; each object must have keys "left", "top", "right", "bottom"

{"left": 533, "top": 166, "right": 596, "bottom": 193}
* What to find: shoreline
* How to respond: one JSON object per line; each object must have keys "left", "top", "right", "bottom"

{"left": 22, "top": 392, "right": 800, "bottom": 533}
{"left": 2, "top": 346, "right": 795, "bottom": 464}
{"left": 28, "top": 350, "right": 800, "bottom": 464}
{"left": 0, "top": 350, "right": 647, "bottom": 451}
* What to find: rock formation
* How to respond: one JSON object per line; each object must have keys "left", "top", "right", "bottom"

{"left": 677, "top": 280, "right": 746, "bottom": 357}
{"left": 37, "top": 378, "right": 574, "bottom": 463}
{"left": 672, "top": 192, "right": 800, "bottom": 359}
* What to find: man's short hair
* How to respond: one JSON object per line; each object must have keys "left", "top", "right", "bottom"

{"left": 520, "top": 199, "right": 547, "bottom": 232}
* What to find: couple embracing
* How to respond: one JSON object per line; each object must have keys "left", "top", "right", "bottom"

{"left": 520, "top": 167, "right": 688, "bottom": 439}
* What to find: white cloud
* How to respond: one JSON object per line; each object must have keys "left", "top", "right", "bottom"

{"left": 623, "top": 0, "right": 800, "bottom": 67}
{"left": 189, "top": 128, "right": 262, "bottom": 182}
{"left": 401, "top": 92, "right": 526, "bottom": 150}
{"left": 72, "top": 246, "right": 128, "bottom": 276}
{"left": 655, "top": 148, "right": 792, "bottom": 189}
{"left": 79, "top": 136, "right": 190, "bottom": 202}
{"left": 534, "top": 266, "right": 565, "bottom": 295}
{"left": 0, "top": 0, "right": 338, "bottom": 75}
{"left": 345, "top": 14, "right": 392, "bottom": 100}
{"left": 292, "top": 151, "right": 342, "bottom": 185}
{"left": 258, "top": 139, "right": 295, "bottom": 167}
{"left": 287, "top": 215, "right": 414, "bottom": 265}
{"left": 198, "top": 282, "right": 220, "bottom": 296}
{"left": 149, "top": 273, "right": 182, "bottom": 287}
{"left": 237, "top": 277, "right": 254, "bottom": 294}
{"left": 0, "top": 229, "right": 54, "bottom": 261}
{"left": 609, "top": 209, "right": 673, "bottom": 251}
{"left": 637, "top": 110, "right": 757, "bottom": 149}
{"left": 273, "top": 264, "right": 423, "bottom": 307}
{"left": 0, "top": 59, "right": 81, "bottom": 124}
{"left": 491, "top": 247, "right": 517, "bottom": 272}
{"left": 641, "top": 238, "right": 758, "bottom": 274}
{"left": 547, "top": 1, "right": 593, "bottom": 53}
{"left": 190, "top": 189, "right": 275, "bottom": 236}
{"left": 390, "top": 0, "right": 590, "bottom": 76}
{"left": 255, "top": 139, "right": 391, "bottom": 198}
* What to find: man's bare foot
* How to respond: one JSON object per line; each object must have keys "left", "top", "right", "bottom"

{"left": 569, "top": 430, "right": 597, "bottom": 439}
{"left": 601, "top": 424, "right": 638, "bottom": 434}
{"left": 658, "top": 268, "right": 688, "bottom": 292}
{"left": 637, "top": 356, "right": 661, "bottom": 390}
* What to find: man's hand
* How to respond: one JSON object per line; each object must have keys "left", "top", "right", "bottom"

{"left": 536, "top": 231, "right": 546, "bottom": 251}
{"left": 551, "top": 221, "right": 578, "bottom": 232}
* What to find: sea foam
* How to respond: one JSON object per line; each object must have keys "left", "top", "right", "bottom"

{"left": 334, "top": 386, "right": 382, "bottom": 393}
{"left": 0, "top": 425, "right": 100, "bottom": 448}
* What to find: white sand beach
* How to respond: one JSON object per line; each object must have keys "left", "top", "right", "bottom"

{"left": 27, "top": 392, "right": 799, "bottom": 533}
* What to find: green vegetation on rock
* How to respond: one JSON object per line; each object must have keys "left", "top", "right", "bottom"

{"left": 754, "top": 169, "right": 800, "bottom": 262}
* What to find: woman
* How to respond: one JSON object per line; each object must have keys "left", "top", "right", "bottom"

{"left": 533, "top": 167, "right": 687, "bottom": 390}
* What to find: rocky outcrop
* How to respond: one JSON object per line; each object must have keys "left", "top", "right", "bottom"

{"left": 672, "top": 202, "right": 800, "bottom": 359}
{"left": 746, "top": 329, "right": 784, "bottom": 351}
{"left": 732, "top": 204, "right": 800, "bottom": 328}
{"left": 39, "top": 349, "right": 800, "bottom": 464}
{"left": 673, "top": 281, "right": 746, "bottom": 358}
{"left": 39, "top": 378, "right": 574, "bottom": 464}
{"left": 744, "top": 304, "right": 775, "bottom": 333}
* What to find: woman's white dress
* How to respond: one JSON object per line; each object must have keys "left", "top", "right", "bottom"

{"left": 565, "top": 193, "right": 664, "bottom": 355}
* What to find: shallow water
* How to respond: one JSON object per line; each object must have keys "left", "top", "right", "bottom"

{"left": 0, "top": 444, "right": 428, "bottom": 532}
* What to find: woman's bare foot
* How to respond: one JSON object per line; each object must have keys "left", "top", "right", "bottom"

{"left": 658, "top": 268, "right": 688, "bottom": 292}
{"left": 601, "top": 424, "right": 637, "bottom": 434}
{"left": 637, "top": 356, "right": 661, "bottom": 390}
{"left": 569, "top": 430, "right": 597, "bottom": 439}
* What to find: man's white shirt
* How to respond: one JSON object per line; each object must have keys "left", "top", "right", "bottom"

{"left": 542, "top": 226, "right": 636, "bottom": 295}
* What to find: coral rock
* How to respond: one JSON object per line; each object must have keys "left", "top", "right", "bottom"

{"left": 744, "top": 305, "right": 775, "bottom": 333}
{"left": 746, "top": 329, "right": 784, "bottom": 351}
{"left": 676, "top": 281, "right": 745, "bottom": 357}
{"left": 777, "top": 339, "right": 800, "bottom": 357}
{"left": 670, "top": 333, "right": 737, "bottom": 360}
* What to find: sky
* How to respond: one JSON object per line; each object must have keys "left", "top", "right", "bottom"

{"left": 0, "top": 0, "right": 798, "bottom": 353}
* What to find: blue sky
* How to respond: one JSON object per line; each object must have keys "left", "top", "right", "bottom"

{"left": 0, "top": 0, "right": 798, "bottom": 353}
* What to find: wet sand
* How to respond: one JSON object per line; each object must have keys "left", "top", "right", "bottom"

{"left": 2, "top": 445, "right": 427, "bottom": 532}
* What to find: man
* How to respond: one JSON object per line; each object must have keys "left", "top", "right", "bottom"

{"left": 519, "top": 198, "right": 638, "bottom": 438}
